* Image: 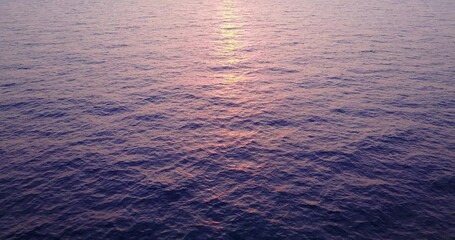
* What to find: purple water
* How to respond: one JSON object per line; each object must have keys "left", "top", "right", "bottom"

{"left": 1, "top": 0, "right": 454, "bottom": 239}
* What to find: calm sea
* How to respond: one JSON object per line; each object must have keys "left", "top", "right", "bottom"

{"left": 0, "top": 0, "right": 454, "bottom": 239}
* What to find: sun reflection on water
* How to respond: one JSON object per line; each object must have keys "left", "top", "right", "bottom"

{"left": 217, "top": 0, "right": 245, "bottom": 83}
{"left": 222, "top": 73, "right": 245, "bottom": 84}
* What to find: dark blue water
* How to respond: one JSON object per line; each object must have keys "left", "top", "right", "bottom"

{"left": 1, "top": 0, "right": 454, "bottom": 239}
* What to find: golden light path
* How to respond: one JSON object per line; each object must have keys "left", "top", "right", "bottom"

{"left": 218, "top": 0, "right": 245, "bottom": 84}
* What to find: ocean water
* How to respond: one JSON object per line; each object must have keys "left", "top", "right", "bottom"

{"left": 0, "top": 0, "right": 454, "bottom": 239}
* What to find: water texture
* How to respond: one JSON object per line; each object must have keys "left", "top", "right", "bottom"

{"left": 0, "top": 0, "right": 454, "bottom": 239}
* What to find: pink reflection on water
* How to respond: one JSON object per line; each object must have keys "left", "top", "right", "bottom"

{"left": 216, "top": 0, "right": 247, "bottom": 84}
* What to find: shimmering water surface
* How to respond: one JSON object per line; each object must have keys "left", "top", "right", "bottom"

{"left": 1, "top": 0, "right": 455, "bottom": 239}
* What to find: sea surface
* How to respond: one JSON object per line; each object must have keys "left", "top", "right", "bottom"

{"left": 0, "top": 0, "right": 454, "bottom": 239}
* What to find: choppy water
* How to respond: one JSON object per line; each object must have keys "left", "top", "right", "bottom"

{"left": 1, "top": 0, "right": 455, "bottom": 239}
